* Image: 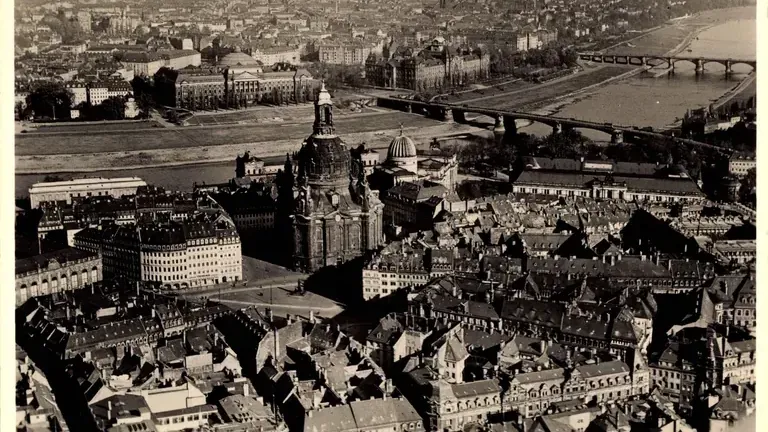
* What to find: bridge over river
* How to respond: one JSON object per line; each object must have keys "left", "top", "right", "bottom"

{"left": 376, "top": 97, "right": 732, "bottom": 154}
{"left": 577, "top": 52, "right": 756, "bottom": 74}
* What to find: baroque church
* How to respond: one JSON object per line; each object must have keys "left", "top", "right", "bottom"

{"left": 279, "top": 83, "right": 385, "bottom": 272}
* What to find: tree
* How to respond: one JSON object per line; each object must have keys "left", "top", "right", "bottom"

{"left": 135, "top": 92, "right": 153, "bottom": 118}
{"left": 26, "top": 82, "right": 73, "bottom": 120}
{"left": 99, "top": 96, "right": 126, "bottom": 120}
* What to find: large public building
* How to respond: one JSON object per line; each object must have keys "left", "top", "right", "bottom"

{"left": 28, "top": 177, "right": 148, "bottom": 208}
{"left": 511, "top": 157, "right": 706, "bottom": 204}
{"left": 285, "top": 83, "right": 384, "bottom": 272}
{"left": 365, "top": 37, "right": 490, "bottom": 91}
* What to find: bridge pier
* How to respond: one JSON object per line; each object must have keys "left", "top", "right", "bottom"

{"left": 725, "top": 61, "right": 733, "bottom": 75}
{"left": 443, "top": 108, "right": 453, "bottom": 122}
{"left": 552, "top": 122, "right": 563, "bottom": 135}
{"left": 452, "top": 109, "right": 466, "bottom": 123}
{"left": 405, "top": 103, "right": 412, "bottom": 113}
{"left": 493, "top": 115, "right": 505, "bottom": 143}
{"left": 611, "top": 130, "right": 624, "bottom": 144}
{"left": 695, "top": 59, "right": 704, "bottom": 74}
{"left": 503, "top": 115, "right": 518, "bottom": 144}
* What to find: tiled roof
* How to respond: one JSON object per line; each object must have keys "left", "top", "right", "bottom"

{"left": 576, "top": 360, "right": 630, "bottom": 378}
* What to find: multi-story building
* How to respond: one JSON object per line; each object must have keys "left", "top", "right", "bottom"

{"left": 154, "top": 66, "right": 226, "bottom": 110}
{"left": 379, "top": 180, "right": 449, "bottom": 230}
{"left": 159, "top": 49, "right": 202, "bottom": 70}
{"left": 511, "top": 157, "right": 706, "bottom": 204}
{"left": 212, "top": 184, "right": 277, "bottom": 233}
{"left": 15, "top": 247, "right": 103, "bottom": 306}
{"left": 29, "top": 177, "right": 147, "bottom": 208}
{"left": 121, "top": 51, "right": 166, "bottom": 76}
{"left": 74, "top": 214, "right": 242, "bottom": 289}
{"left": 318, "top": 42, "right": 372, "bottom": 65}
{"left": 712, "top": 240, "right": 756, "bottom": 265}
{"left": 727, "top": 153, "right": 756, "bottom": 177}
{"left": 507, "top": 360, "right": 650, "bottom": 418}
{"left": 76, "top": 11, "right": 92, "bottom": 32}
{"left": 155, "top": 65, "right": 317, "bottom": 110}
{"left": 650, "top": 325, "right": 755, "bottom": 414}
{"left": 362, "top": 248, "right": 454, "bottom": 300}
{"left": 366, "top": 37, "right": 490, "bottom": 91}
{"left": 251, "top": 46, "right": 301, "bottom": 66}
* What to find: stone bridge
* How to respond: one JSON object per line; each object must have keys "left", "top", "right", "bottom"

{"left": 578, "top": 52, "right": 756, "bottom": 74}
{"left": 376, "top": 97, "right": 732, "bottom": 153}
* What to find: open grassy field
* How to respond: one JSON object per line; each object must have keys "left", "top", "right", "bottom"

{"left": 15, "top": 111, "right": 441, "bottom": 156}
{"left": 26, "top": 120, "right": 164, "bottom": 134}
{"left": 467, "top": 66, "right": 629, "bottom": 111}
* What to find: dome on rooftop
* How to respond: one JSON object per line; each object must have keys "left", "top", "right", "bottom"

{"left": 387, "top": 128, "right": 417, "bottom": 160}
{"left": 218, "top": 48, "right": 260, "bottom": 67}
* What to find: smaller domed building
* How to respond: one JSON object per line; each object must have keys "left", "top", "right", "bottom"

{"left": 366, "top": 128, "right": 458, "bottom": 192}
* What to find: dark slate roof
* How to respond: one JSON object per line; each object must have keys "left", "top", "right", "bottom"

{"left": 576, "top": 360, "right": 630, "bottom": 378}
{"left": 349, "top": 397, "right": 421, "bottom": 428}
{"left": 451, "top": 379, "right": 500, "bottom": 398}
{"left": 16, "top": 247, "right": 99, "bottom": 276}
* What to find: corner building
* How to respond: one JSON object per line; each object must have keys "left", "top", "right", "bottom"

{"left": 289, "top": 83, "right": 384, "bottom": 272}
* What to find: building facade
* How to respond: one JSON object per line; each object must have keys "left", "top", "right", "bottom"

{"left": 15, "top": 248, "right": 103, "bottom": 306}
{"left": 29, "top": 177, "right": 148, "bottom": 208}
{"left": 512, "top": 157, "right": 706, "bottom": 204}
{"left": 74, "top": 216, "right": 242, "bottom": 289}
{"left": 366, "top": 37, "right": 490, "bottom": 91}
{"left": 286, "top": 83, "right": 384, "bottom": 272}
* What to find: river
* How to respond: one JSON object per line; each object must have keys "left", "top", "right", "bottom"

{"left": 521, "top": 16, "right": 756, "bottom": 139}
{"left": 15, "top": 12, "right": 756, "bottom": 197}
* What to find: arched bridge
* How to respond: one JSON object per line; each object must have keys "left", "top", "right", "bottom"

{"left": 376, "top": 96, "right": 732, "bottom": 153}
{"left": 578, "top": 52, "right": 756, "bottom": 74}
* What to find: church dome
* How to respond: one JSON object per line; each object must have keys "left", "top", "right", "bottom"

{"left": 387, "top": 128, "right": 417, "bottom": 160}
{"left": 218, "top": 47, "right": 260, "bottom": 67}
{"left": 298, "top": 136, "right": 350, "bottom": 185}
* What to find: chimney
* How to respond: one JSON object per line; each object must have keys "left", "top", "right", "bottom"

{"left": 668, "top": 260, "right": 672, "bottom": 271}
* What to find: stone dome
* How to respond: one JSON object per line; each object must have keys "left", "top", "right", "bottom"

{"left": 387, "top": 128, "right": 417, "bottom": 160}
{"left": 298, "top": 135, "right": 351, "bottom": 186}
{"left": 218, "top": 47, "right": 260, "bottom": 67}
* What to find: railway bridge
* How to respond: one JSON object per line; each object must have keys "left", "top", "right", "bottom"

{"left": 376, "top": 96, "right": 732, "bottom": 153}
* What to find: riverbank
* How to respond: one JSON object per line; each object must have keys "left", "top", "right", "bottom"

{"left": 536, "top": 7, "right": 755, "bottom": 128}
{"left": 16, "top": 119, "right": 490, "bottom": 174}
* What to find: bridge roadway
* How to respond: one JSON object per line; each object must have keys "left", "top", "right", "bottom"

{"left": 577, "top": 52, "right": 756, "bottom": 73}
{"left": 376, "top": 96, "right": 731, "bottom": 153}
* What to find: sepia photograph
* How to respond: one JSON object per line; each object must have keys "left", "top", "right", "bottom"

{"left": 8, "top": 0, "right": 760, "bottom": 431}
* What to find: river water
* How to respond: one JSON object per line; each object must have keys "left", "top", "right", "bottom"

{"left": 15, "top": 16, "right": 756, "bottom": 196}
{"left": 521, "top": 17, "right": 756, "bottom": 139}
